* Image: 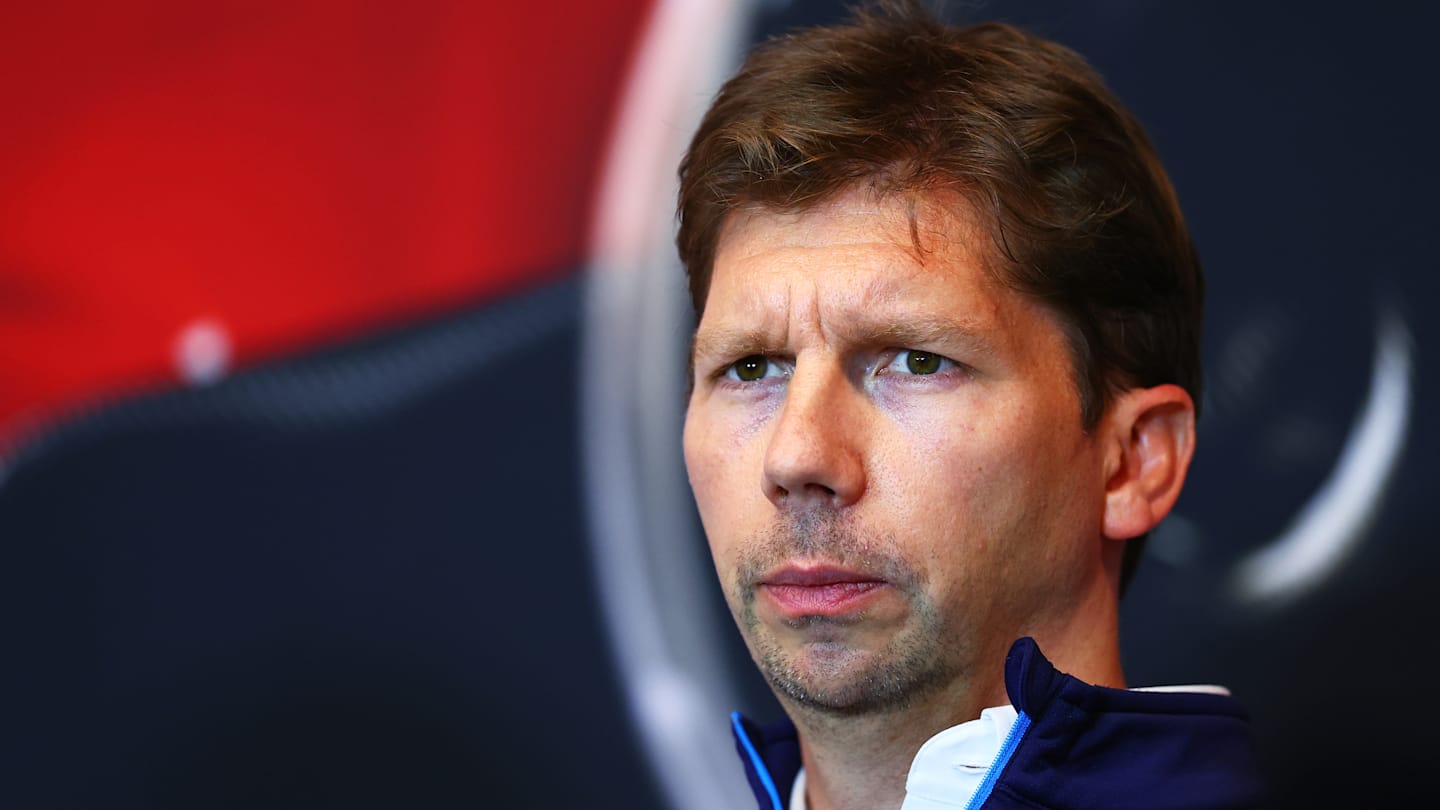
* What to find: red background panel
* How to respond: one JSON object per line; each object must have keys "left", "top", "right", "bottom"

{"left": 0, "top": 1, "right": 652, "bottom": 446}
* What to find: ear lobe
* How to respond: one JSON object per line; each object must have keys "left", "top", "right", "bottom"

{"left": 1101, "top": 384, "right": 1196, "bottom": 541}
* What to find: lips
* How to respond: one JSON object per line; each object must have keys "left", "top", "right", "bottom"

{"left": 759, "top": 565, "right": 888, "bottom": 617}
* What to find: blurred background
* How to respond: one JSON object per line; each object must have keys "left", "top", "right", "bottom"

{"left": 2, "top": 1, "right": 1435, "bottom": 807}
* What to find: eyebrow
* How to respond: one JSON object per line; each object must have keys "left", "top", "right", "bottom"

{"left": 852, "top": 315, "right": 999, "bottom": 360}
{"left": 690, "top": 313, "right": 999, "bottom": 371}
{"left": 690, "top": 327, "right": 775, "bottom": 372}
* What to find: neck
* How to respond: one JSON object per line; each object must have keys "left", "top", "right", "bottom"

{"left": 1020, "top": 564, "right": 1128, "bottom": 691}
{"left": 788, "top": 643, "right": 1011, "bottom": 810}
{"left": 793, "top": 703, "right": 965, "bottom": 810}
{"left": 791, "top": 579, "right": 1124, "bottom": 810}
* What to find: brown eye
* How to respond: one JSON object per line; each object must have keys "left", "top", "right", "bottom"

{"left": 731, "top": 355, "right": 769, "bottom": 382}
{"left": 904, "top": 351, "right": 942, "bottom": 375}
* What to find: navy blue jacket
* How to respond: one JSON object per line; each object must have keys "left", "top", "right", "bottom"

{"left": 731, "top": 638, "right": 1264, "bottom": 809}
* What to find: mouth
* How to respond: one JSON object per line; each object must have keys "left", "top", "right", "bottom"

{"left": 758, "top": 564, "right": 890, "bottom": 618}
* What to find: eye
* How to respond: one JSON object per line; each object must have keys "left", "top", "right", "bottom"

{"left": 884, "top": 349, "right": 954, "bottom": 376}
{"left": 726, "top": 354, "right": 783, "bottom": 382}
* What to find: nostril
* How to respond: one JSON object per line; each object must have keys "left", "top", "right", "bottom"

{"left": 772, "top": 482, "right": 839, "bottom": 503}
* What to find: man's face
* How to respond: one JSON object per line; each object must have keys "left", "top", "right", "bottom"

{"left": 683, "top": 188, "right": 1110, "bottom": 717}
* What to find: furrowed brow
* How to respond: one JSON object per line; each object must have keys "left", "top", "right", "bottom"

{"left": 690, "top": 327, "right": 777, "bottom": 372}
{"left": 850, "top": 315, "right": 999, "bottom": 361}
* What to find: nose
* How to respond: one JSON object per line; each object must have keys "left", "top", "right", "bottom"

{"left": 763, "top": 363, "right": 866, "bottom": 510}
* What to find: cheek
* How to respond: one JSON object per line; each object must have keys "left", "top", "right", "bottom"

{"left": 684, "top": 409, "right": 763, "bottom": 555}
{"left": 874, "top": 399, "right": 1072, "bottom": 555}
{"left": 683, "top": 418, "right": 725, "bottom": 522}
{"left": 867, "top": 420, "right": 990, "bottom": 561}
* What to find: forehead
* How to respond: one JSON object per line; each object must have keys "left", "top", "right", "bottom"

{"left": 703, "top": 188, "right": 1017, "bottom": 341}
{"left": 716, "top": 188, "right": 991, "bottom": 281}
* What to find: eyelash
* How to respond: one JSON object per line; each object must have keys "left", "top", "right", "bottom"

{"left": 878, "top": 349, "right": 959, "bottom": 377}
{"left": 716, "top": 349, "right": 964, "bottom": 385}
{"left": 721, "top": 354, "right": 790, "bottom": 384}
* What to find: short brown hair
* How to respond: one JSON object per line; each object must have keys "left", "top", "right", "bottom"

{"left": 676, "top": 2, "right": 1203, "bottom": 591}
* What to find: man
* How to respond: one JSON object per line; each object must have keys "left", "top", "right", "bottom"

{"left": 677, "top": 3, "right": 1263, "bottom": 809}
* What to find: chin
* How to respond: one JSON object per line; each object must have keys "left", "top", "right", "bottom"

{"left": 757, "top": 637, "right": 951, "bottom": 718}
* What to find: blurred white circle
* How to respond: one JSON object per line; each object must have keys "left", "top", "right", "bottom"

{"left": 174, "top": 318, "right": 232, "bottom": 385}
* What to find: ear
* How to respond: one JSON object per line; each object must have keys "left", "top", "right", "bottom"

{"left": 1100, "top": 384, "right": 1196, "bottom": 540}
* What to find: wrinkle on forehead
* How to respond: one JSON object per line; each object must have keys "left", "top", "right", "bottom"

{"left": 693, "top": 190, "right": 1013, "bottom": 372}
{"left": 719, "top": 185, "right": 991, "bottom": 273}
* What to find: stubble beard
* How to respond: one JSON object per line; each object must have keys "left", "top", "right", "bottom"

{"left": 731, "top": 512, "right": 963, "bottom": 718}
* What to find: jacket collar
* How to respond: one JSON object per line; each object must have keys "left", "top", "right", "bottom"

{"left": 730, "top": 711, "right": 800, "bottom": 810}
{"left": 730, "top": 637, "right": 1263, "bottom": 810}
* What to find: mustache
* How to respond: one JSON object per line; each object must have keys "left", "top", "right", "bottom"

{"left": 734, "top": 511, "right": 921, "bottom": 591}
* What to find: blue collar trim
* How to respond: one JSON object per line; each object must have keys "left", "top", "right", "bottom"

{"left": 963, "top": 709, "right": 1031, "bottom": 810}
{"left": 731, "top": 710, "right": 784, "bottom": 810}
